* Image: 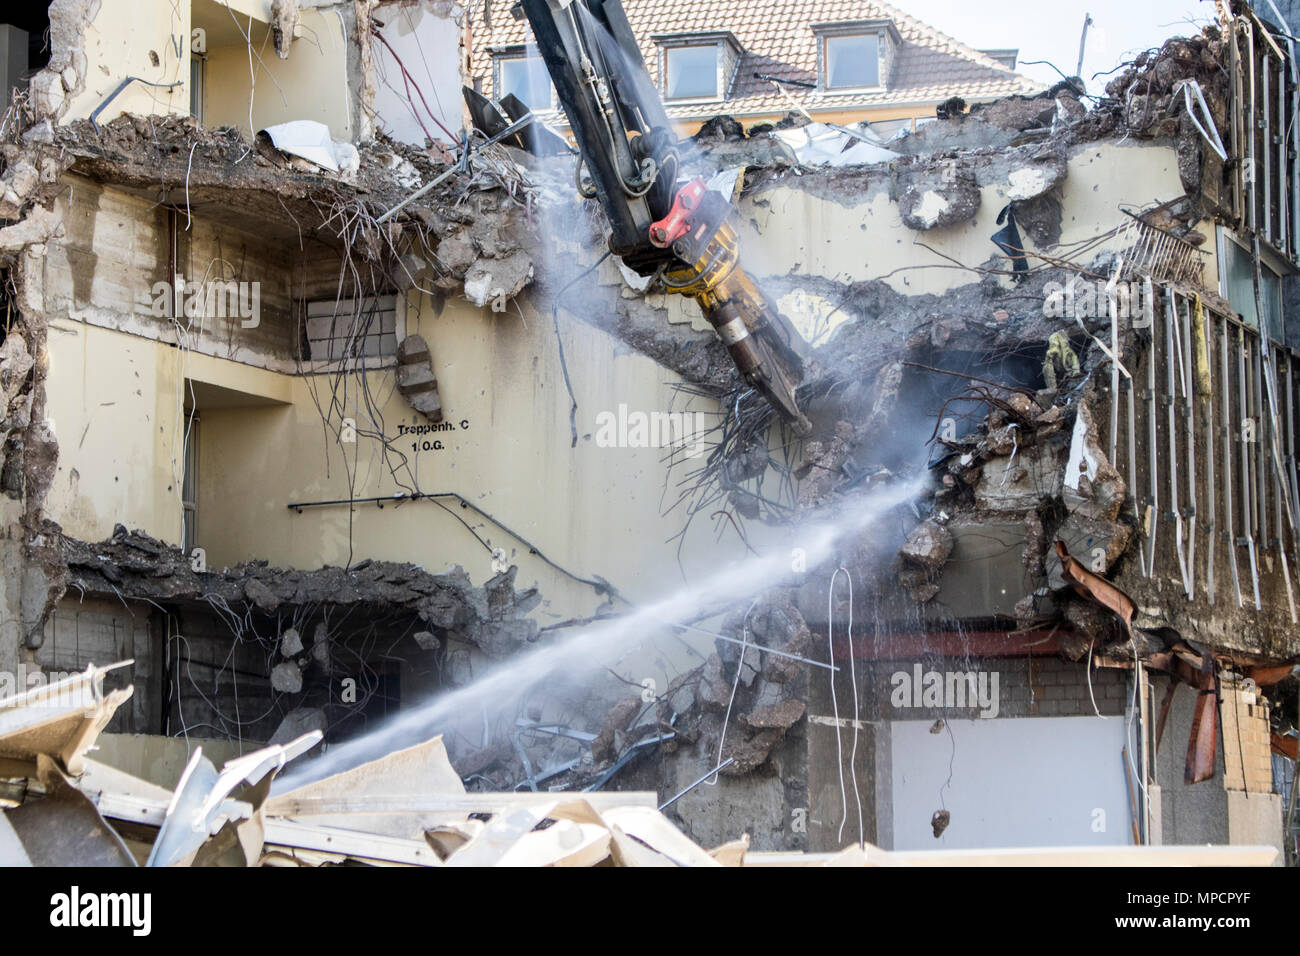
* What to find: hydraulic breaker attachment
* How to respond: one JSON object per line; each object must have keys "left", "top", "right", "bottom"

{"left": 517, "top": 0, "right": 812, "bottom": 433}
{"left": 652, "top": 178, "right": 811, "bottom": 434}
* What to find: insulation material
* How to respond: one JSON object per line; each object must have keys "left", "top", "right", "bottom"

{"left": 259, "top": 121, "right": 361, "bottom": 174}
{"left": 774, "top": 123, "right": 899, "bottom": 167}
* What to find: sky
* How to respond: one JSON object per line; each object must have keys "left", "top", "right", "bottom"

{"left": 898, "top": 0, "right": 1219, "bottom": 95}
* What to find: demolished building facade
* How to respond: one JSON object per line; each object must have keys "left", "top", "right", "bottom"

{"left": 0, "top": 0, "right": 1297, "bottom": 864}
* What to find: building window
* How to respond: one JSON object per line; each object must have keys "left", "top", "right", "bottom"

{"left": 664, "top": 44, "right": 719, "bottom": 100}
{"left": 823, "top": 33, "right": 880, "bottom": 90}
{"left": 303, "top": 294, "right": 399, "bottom": 362}
{"left": 495, "top": 53, "right": 551, "bottom": 110}
{"left": 181, "top": 413, "right": 198, "bottom": 553}
{"left": 189, "top": 54, "right": 205, "bottom": 124}
{"left": 1218, "top": 230, "right": 1284, "bottom": 342}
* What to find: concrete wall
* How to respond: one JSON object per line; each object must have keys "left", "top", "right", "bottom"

{"left": 37, "top": 596, "right": 161, "bottom": 734}
{"left": 886, "top": 715, "right": 1132, "bottom": 851}
{"left": 1155, "top": 679, "right": 1230, "bottom": 846}
{"left": 808, "top": 654, "right": 1131, "bottom": 852}
{"left": 59, "top": 0, "right": 190, "bottom": 124}
{"left": 202, "top": 6, "right": 354, "bottom": 141}
{"left": 35, "top": 139, "right": 1200, "bottom": 682}
{"left": 738, "top": 142, "right": 1186, "bottom": 300}
{"left": 193, "top": 290, "right": 733, "bottom": 619}
{"left": 371, "top": 1, "right": 462, "bottom": 147}
{"left": 45, "top": 321, "right": 188, "bottom": 545}
{"left": 42, "top": 175, "right": 299, "bottom": 370}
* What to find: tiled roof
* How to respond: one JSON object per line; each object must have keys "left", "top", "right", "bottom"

{"left": 467, "top": 0, "right": 1044, "bottom": 122}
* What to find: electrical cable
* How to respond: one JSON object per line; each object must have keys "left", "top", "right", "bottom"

{"left": 706, "top": 599, "right": 758, "bottom": 788}
{"left": 841, "top": 566, "right": 865, "bottom": 847}
{"left": 552, "top": 250, "right": 612, "bottom": 447}
{"left": 827, "top": 567, "right": 849, "bottom": 844}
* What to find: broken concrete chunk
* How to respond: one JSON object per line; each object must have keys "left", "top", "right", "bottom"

{"left": 1047, "top": 515, "right": 1133, "bottom": 589}
{"left": 970, "top": 94, "right": 1058, "bottom": 132}
{"left": 6, "top": 162, "right": 40, "bottom": 200}
{"left": 460, "top": 618, "right": 536, "bottom": 658}
{"left": 244, "top": 578, "right": 281, "bottom": 614}
{"left": 592, "top": 696, "right": 642, "bottom": 764}
{"left": 896, "top": 165, "right": 980, "bottom": 230}
{"left": 899, "top": 519, "right": 953, "bottom": 575}
{"left": 0, "top": 335, "right": 34, "bottom": 409}
{"left": 435, "top": 233, "right": 477, "bottom": 278}
{"left": 462, "top": 250, "right": 534, "bottom": 308}
{"left": 741, "top": 698, "right": 805, "bottom": 731}
{"left": 1002, "top": 156, "right": 1066, "bottom": 202}
{"left": 413, "top": 630, "right": 441, "bottom": 652}
{"left": 28, "top": 71, "right": 65, "bottom": 119}
{"left": 270, "top": 661, "right": 303, "bottom": 693}
{"left": 396, "top": 334, "right": 443, "bottom": 421}
{"left": 1063, "top": 404, "right": 1126, "bottom": 521}
{"left": 270, "top": 0, "right": 298, "bottom": 59}
{"left": 975, "top": 442, "right": 1064, "bottom": 512}
{"left": 698, "top": 654, "right": 732, "bottom": 713}
{"left": 279, "top": 627, "right": 303, "bottom": 658}
{"left": 0, "top": 206, "right": 64, "bottom": 252}
{"left": 269, "top": 706, "right": 326, "bottom": 745}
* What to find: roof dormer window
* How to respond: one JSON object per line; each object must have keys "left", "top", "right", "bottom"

{"left": 814, "top": 20, "right": 900, "bottom": 93}
{"left": 825, "top": 34, "right": 879, "bottom": 89}
{"left": 493, "top": 48, "right": 554, "bottom": 110}
{"left": 654, "top": 32, "right": 742, "bottom": 103}
{"left": 665, "top": 44, "right": 720, "bottom": 99}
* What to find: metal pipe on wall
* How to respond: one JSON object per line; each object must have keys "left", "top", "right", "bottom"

{"left": 1204, "top": 307, "right": 1217, "bottom": 604}
{"left": 1222, "top": 322, "right": 1244, "bottom": 607}
{"left": 1145, "top": 280, "right": 1160, "bottom": 578}
{"left": 1181, "top": 296, "right": 1198, "bottom": 597}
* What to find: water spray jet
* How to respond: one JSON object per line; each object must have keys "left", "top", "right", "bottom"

{"left": 273, "top": 473, "right": 929, "bottom": 792}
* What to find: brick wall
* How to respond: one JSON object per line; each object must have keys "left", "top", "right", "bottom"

{"left": 1220, "top": 683, "right": 1274, "bottom": 795}
{"left": 862, "top": 653, "right": 1128, "bottom": 722}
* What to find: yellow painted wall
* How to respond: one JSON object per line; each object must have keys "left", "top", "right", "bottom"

{"left": 202, "top": 9, "right": 353, "bottom": 141}
{"left": 673, "top": 102, "right": 954, "bottom": 136}
{"left": 62, "top": 0, "right": 190, "bottom": 123}
{"left": 192, "top": 289, "right": 733, "bottom": 620}
{"left": 739, "top": 142, "right": 1186, "bottom": 299}
{"left": 45, "top": 320, "right": 187, "bottom": 545}
{"left": 43, "top": 268, "right": 740, "bottom": 622}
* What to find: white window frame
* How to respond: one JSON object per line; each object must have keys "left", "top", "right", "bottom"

{"left": 654, "top": 32, "right": 740, "bottom": 106}
{"left": 492, "top": 50, "right": 555, "bottom": 112}
{"left": 821, "top": 33, "right": 882, "bottom": 92}
{"left": 1217, "top": 226, "right": 1287, "bottom": 342}
{"left": 181, "top": 413, "right": 198, "bottom": 554}
{"left": 661, "top": 42, "right": 722, "bottom": 102}
{"left": 190, "top": 53, "right": 205, "bottom": 125}
{"left": 813, "top": 21, "right": 897, "bottom": 95}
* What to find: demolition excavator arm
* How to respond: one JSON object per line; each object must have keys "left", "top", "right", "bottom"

{"left": 517, "top": 0, "right": 813, "bottom": 434}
